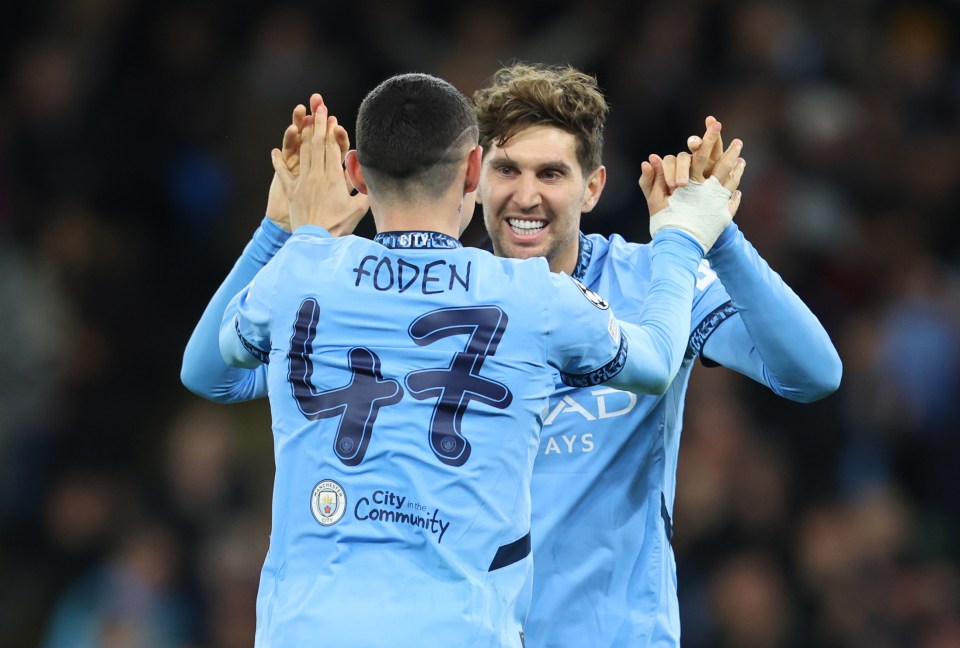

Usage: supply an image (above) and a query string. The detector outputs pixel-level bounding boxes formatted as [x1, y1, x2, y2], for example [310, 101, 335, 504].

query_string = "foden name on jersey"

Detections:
[352, 255, 472, 295]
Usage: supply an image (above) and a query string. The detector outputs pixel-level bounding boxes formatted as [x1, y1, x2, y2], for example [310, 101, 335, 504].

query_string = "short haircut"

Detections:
[356, 73, 479, 200]
[473, 63, 609, 173]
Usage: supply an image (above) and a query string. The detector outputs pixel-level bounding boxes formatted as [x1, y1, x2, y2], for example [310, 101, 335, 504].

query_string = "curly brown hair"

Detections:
[472, 63, 609, 172]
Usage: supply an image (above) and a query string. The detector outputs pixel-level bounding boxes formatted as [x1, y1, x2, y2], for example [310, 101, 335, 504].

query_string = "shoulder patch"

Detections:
[570, 277, 609, 310]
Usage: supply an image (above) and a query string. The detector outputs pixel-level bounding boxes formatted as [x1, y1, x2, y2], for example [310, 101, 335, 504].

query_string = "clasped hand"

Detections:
[268, 94, 369, 235]
[639, 117, 746, 252]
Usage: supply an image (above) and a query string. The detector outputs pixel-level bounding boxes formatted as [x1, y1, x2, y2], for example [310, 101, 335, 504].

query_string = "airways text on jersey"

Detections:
[352, 254, 472, 294]
[540, 387, 639, 455]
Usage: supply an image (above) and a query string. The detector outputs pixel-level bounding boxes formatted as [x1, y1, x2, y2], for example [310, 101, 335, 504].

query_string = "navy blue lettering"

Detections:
[448, 262, 470, 291]
[352, 256, 470, 294]
[422, 260, 444, 295]
[354, 496, 450, 543]
[406, 307, 512, 466]
[373, 257, 394, 291]
[288, 301, 510, 469]
[353, 255, 378, 286]
[288, 299, 403, 466]
[398, 258, 420, 293]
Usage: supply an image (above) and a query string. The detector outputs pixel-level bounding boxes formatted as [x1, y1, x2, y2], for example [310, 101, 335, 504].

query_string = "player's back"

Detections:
[243, 228, 615, 648]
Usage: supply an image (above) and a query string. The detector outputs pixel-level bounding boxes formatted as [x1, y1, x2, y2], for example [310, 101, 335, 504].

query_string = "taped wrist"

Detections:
[649, 176, 733, 252]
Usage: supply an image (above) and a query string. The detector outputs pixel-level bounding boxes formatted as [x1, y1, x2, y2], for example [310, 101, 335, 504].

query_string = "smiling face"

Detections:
[477, 125, 606, 274]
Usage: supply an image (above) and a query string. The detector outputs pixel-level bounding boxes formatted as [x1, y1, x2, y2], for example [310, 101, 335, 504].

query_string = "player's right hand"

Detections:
[683, 115, 724, 183]
[271, 97, 370, 235]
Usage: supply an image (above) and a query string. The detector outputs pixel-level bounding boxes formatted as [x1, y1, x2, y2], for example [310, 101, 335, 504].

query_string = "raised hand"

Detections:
[271, 97, 369, 235]
[656, 116, 745, 191]
[266, 102, 310, 231]
[686, 115, 724, 183]
[639, 118, 746, 252]
[641, 119, 745, 211]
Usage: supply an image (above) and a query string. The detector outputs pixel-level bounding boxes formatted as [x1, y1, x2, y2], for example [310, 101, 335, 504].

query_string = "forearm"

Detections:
[605, 230, 703, 394]
[705, 224, 842, 401]
[180, 217, 288, 402]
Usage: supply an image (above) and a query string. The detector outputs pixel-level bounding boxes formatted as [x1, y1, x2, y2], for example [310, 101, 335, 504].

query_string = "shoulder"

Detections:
[603, 233, 652, 261]
[585, 233, 654, 283]
[284, 231, 372, 257]
[491, 254, 552, 280]
[286, 228, 357, 246]
[580, 232, 653, 269]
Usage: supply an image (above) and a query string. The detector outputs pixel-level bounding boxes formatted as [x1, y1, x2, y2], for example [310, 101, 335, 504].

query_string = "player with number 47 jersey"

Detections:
[219, 223, 710, 648]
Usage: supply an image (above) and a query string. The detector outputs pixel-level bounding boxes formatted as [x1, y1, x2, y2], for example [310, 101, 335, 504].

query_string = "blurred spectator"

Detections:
[41, 522, 192, 648]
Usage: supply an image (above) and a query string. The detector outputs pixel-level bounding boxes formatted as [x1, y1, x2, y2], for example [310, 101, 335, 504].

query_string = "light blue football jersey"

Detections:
[218, 227, 689, 648]
[185, 217, 837, 647]
[525, 233, 735, 648]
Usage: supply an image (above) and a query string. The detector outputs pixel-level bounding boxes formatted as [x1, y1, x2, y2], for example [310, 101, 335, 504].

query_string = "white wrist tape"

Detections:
[649, 176, 733, 252]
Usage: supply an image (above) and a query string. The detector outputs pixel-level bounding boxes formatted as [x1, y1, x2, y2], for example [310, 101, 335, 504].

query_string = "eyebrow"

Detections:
[487, 156, 574, 173]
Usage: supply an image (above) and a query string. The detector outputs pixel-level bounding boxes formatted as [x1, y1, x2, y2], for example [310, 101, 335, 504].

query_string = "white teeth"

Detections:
[508, 218, 545, 233]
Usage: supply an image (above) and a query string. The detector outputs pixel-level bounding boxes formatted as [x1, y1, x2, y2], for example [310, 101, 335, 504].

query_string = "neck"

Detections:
[550, 242, 579, 275]
[544, 231, 583, 275]
[371, 194, 467, 239]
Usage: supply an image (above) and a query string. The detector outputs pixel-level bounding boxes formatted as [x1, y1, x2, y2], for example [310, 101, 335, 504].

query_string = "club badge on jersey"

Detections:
[311, 480, 347, 526]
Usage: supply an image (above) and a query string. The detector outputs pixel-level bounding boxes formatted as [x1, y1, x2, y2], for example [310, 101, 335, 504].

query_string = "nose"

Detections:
[511, 174, 542, 212]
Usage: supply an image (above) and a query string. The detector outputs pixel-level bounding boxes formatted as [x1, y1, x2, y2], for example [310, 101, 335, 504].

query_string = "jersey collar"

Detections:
[572, 232, 594, 282]
[374, 231, 463, 249]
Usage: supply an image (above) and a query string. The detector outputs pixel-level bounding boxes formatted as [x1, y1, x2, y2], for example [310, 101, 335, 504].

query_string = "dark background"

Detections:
[2, 1, 959, 646]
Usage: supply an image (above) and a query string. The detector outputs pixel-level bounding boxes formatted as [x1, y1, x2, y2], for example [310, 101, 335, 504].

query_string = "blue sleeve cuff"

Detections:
[247, 216, 292, 264]
[261, 216, 292, 243]
[652, 229, 706, 258]
[705, 223, 740, 258]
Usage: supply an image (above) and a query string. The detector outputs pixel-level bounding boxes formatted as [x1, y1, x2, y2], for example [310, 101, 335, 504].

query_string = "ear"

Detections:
[344, 150, 369, 195]
[463, 145, 483, 194]
[580, 165, 607, 213]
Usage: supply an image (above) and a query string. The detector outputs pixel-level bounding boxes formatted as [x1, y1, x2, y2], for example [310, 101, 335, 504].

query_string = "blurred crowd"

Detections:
[1, 0, 959, 646]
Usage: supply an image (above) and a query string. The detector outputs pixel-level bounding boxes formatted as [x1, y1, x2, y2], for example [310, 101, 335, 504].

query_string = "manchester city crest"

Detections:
[311, 480, 347, 526]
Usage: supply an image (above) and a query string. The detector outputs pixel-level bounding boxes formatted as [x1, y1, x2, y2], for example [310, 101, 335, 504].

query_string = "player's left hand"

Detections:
[655, 118, 746, 215]
[660, 116, 724, 191]
[265, 102, 310, 231]
[271, 98, 370, 235]
[638, 153, 671, 217]
[639, 118, 731, 216]
[642, 118, 746, 250]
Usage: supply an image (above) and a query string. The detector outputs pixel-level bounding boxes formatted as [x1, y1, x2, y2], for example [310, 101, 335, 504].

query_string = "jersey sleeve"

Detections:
[547, 230, 705, 394]
[542, 272, 627, 385]
[180, 217, 288, 402]
[219, 250, 284, 369]
[699, 223, 842, 402]
[685, 259, 738, 364]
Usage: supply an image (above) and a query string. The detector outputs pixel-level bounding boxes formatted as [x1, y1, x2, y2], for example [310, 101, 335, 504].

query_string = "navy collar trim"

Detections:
[572, 232, 593, 281]
[374, 231, 462, 249]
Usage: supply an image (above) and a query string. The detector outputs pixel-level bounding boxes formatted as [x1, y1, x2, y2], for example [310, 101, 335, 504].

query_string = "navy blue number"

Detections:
[288, 301, 511, 467]
[405, 306, 512, 466]
[288, 299, 402, 466]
